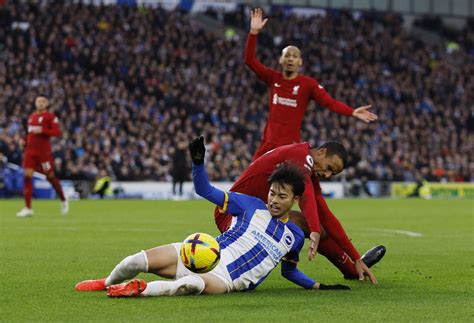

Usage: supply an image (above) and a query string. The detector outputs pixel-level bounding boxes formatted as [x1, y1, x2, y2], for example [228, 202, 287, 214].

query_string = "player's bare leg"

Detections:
[199, 273, 229, 295]
[145, 244, 180, 278]
[17, 168, 34, 217]
[106, 245, 228, 297]
[140, 245, 228, 296]
[77, 244, 228, 296]
[45, 171, 68, 215]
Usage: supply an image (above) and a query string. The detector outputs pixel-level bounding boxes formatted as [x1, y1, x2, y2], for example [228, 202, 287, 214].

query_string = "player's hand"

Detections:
[316, 283, 351, 290]
[250, 8, 268, 34]
[308, 231, 320, 261]
[354, 259, 378, 284]
[189, 136, 205, 165]
[352, 105, 378, 123]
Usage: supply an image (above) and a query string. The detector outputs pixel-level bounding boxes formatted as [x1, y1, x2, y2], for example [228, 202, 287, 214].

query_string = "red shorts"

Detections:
[214, 207, 232, 233]
[23, 151, 54, 174]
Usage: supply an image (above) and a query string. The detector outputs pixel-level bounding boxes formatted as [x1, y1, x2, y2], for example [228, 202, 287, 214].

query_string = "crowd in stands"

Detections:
[0, 2, 472, 183]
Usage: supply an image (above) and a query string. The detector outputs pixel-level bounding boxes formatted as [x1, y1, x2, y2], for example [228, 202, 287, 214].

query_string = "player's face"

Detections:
[267, 182, 298, 218]
[279, 46, 302, 73]
[35, 97, 49, 112]
[312, 149, 344, 179]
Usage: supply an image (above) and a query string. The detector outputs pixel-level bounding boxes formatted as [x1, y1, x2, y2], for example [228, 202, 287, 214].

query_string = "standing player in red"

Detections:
[214, 140, 385, 283]
[245, 8, 378, 160]
[16, 95, 69, 217]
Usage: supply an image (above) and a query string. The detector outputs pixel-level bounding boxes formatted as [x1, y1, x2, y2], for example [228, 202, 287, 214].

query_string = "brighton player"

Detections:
[214, 142, 385, 283]
[16, 95, 68, 217]
[75, 137, 349, 296]
[245, 8, 378, 160]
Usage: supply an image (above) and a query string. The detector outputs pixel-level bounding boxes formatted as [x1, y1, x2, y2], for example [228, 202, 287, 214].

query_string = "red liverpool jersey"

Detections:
[25, 111, 61, 155]
[229, 142, 361, 260]
[229, 142, 320, 232]
[244, 33, 354, 147]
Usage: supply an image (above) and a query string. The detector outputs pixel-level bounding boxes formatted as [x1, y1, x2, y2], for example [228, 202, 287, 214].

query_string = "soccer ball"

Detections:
[180, 232, 220, 273]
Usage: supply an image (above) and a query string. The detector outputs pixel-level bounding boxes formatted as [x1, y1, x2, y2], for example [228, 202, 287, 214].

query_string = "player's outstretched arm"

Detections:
[311, 81, 378, 123]
[189, 136, 250, 215]
[281, 260, 350, 290]
[298, 180, 321, 260]
[352, 105, 378, 123]
[250, 8, 268, 35]
[190, 136, 225, 207]
[244, 8, 273, 84]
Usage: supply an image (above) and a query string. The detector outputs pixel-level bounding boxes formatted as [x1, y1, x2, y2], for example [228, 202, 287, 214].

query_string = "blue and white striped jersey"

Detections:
[216, 191, 305, 291]
[192, 163, 308, 291]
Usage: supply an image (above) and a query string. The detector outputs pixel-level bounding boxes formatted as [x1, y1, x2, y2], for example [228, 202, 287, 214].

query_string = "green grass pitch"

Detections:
[0, 199, 473, 322]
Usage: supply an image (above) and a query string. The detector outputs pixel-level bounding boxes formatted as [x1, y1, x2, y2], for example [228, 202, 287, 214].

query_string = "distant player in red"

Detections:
[245, 8, 378, 160]
[16, 95, 69, 217]
[214, 142, 384, 283]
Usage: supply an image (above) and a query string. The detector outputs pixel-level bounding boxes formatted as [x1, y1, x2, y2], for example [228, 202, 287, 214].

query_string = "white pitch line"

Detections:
[367, 228, 423, 237]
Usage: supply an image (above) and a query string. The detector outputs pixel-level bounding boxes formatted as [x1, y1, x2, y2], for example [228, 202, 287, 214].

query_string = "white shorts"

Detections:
[172, 243, 234, 293]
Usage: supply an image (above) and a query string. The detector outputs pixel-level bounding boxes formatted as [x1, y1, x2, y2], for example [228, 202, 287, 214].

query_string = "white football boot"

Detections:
[17, 207, 34, 217]
[61, 198, 69, 215]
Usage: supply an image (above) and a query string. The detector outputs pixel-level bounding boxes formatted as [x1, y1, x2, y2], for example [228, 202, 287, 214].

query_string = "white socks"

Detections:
[141, 275, 205, 296]
[105, 250, 148, 286]
[105, 250, 205, 296]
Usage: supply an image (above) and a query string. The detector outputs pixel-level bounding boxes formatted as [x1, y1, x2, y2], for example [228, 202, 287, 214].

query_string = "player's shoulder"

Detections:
[228, 191, 266, 209]
[273, 142, 310, 153]
[299, 74, 319, 86]
[268, 70, 284, 82]
[286, 221, 305, 240]
[48, 112, 59, 122]
[265, 143, 311, 164]
[43, 111, 57, 118]
[283, 142, 311, 155]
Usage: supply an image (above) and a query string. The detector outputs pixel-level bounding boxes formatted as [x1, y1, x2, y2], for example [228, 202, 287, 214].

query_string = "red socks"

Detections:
[24, 176, 33, 208]
[48, 176, 65, 201]
[318, 236, 358, 277]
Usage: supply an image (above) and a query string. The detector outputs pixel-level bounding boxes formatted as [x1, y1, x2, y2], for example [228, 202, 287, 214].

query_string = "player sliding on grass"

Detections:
[245, 8, 377, 160]
[16, 95, 68, 217]
[75, 136, 349, 297]
[214, 141, 385, 283]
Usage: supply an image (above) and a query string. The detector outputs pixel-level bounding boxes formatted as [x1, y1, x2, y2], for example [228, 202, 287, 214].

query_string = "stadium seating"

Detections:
[0, 2, 472, 182]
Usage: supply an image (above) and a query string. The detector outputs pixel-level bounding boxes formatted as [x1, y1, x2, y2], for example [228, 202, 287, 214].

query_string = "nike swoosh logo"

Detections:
[274, 83, 281, 87]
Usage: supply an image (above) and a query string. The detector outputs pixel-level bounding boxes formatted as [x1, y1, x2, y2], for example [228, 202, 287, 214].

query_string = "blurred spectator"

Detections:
[0, 3, 472, 183]
[171, 139, 188, 198]
[93, 170, 112, 199]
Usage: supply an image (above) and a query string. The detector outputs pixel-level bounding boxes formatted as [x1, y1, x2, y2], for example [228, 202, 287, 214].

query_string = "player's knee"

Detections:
[121, 251, 148, 273]
[180, 275, 205, 295]
[201, 274, 229, 295]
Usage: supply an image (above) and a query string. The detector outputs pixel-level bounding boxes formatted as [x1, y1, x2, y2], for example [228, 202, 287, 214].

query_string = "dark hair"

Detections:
[267, 162, 305, 197]
[317, 141, 348, 169]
